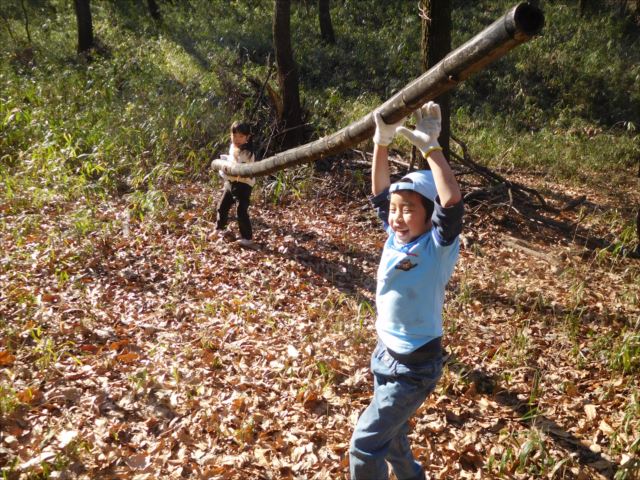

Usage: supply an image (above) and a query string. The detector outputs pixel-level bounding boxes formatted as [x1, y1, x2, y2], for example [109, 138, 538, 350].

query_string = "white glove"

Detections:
[373, 110, 406, 146]
[215, 154, 231, 178]
[396, 101, 442, 157]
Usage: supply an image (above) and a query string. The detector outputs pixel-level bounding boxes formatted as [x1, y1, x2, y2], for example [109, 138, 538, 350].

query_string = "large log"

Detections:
[212, 2, 544, 178]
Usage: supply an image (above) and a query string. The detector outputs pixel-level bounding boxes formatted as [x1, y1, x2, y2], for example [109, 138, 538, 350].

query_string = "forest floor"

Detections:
[1, 159, 639, 479]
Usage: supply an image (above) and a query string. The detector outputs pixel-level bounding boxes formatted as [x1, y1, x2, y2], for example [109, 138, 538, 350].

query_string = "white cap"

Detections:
[388, 170, 437, 202]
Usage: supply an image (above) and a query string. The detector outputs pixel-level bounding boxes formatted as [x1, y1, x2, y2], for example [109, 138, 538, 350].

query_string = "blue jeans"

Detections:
[349, 342, 443, 480]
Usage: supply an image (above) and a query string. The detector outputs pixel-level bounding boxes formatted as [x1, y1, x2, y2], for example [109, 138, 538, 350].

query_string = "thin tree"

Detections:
[273, 0, 304, 149]
[420, 0, 452, 159]
[318, 0, 335, 44]
[636, 208, 640, 253]
[579, 0, 589, 16]
[74, 0, 94, 54]
[19, 0, 32, 45]
[0, 11, 17, 44]
[147, 0, 161, 21]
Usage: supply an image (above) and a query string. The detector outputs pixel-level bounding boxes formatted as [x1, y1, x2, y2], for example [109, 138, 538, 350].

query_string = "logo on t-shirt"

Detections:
[395, 258, 417, 271]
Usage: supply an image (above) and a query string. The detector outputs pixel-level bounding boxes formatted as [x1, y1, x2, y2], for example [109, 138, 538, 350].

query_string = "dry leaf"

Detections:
[19, 451, 57, 471]
[598, 420, 614, 436]
[58, 429, 78, 448]
[0, 350, 16, 366]
[584, 404, 597, 421]
[287, 344, 300, 358]
[117, 352, 140, 363]
[125, 453, 150, 470]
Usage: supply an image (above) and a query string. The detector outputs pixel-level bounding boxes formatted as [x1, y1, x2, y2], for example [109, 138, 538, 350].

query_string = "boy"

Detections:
[215, 121, 258, 249]
[349, 102, 464, 480]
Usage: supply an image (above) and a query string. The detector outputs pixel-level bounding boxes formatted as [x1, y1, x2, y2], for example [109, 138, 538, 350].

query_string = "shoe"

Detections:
[237, 238, 259, 250]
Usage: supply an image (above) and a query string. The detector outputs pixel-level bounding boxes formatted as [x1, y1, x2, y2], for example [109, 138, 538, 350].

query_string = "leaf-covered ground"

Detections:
[1, 163, 639, 479]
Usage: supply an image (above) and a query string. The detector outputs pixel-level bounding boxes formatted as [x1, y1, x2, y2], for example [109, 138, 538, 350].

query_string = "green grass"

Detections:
[610, 331, 640, 374]
[0, 383, 21, 416]
[0, 4, 639, 476]
[2, 0, 638, 207]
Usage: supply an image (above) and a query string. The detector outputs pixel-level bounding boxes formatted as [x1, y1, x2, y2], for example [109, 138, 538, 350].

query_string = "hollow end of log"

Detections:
[513, 3, 545, 36]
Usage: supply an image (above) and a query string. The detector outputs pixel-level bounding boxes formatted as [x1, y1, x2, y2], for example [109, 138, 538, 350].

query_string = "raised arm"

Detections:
[423, 148, 461, 207]
[372, 144, 390, 196]
[371, 111, 406, 196]
[396, 102, 461, 207]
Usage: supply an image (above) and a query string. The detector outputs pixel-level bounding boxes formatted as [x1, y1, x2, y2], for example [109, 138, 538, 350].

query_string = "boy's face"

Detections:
[231, 132, 249, 147]
[388, 190, 431, 244]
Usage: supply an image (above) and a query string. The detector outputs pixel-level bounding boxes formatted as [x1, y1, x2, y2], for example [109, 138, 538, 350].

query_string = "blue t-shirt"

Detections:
[372, 189, 464, 354]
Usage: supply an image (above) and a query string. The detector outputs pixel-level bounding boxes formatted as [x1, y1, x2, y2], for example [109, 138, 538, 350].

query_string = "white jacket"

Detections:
[222, 144, 256, 186]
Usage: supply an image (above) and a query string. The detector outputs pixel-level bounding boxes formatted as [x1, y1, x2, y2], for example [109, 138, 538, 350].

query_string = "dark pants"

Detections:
[216, 181, 253, 240]
[349, 341, 442, 479]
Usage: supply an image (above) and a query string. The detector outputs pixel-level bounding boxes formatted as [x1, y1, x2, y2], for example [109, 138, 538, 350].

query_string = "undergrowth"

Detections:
[1, 0, 638, 208]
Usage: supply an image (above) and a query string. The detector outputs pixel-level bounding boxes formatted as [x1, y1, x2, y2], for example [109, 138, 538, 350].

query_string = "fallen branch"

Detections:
[350, 149, 411, 171]
[211, 3, 544, 177]
[519, 209, 640, 259]
[451, 134, 553, 211]
[502, 234, 561, 266]
[559, 194, 587, 212]
[450, 135, 639, 259]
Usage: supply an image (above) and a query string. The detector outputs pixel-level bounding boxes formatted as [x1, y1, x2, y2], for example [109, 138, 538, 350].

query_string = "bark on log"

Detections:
[212, 2, 544, 178]
[502, 235, 561, 266]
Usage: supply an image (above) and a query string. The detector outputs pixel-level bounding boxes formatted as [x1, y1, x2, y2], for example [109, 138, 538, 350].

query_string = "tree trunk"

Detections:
[273, 0, 304, 149]
[421, 0, 452, 160]
[637, 208, 640, 253]
[579, 0, 597, 16]
[318, 0, 335, 44]
[420, 0, 430, 74]
[19, 0, 32, 45]
[147, 0, 161, 20]
[212, 3, 544, 178]
[74, 0, 93, 54]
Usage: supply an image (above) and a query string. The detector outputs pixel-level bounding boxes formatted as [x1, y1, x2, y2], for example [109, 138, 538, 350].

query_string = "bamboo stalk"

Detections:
[212, 2, 544, 178]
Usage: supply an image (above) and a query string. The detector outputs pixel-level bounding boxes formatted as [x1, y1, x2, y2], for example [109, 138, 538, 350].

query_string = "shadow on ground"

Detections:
[446, 359, 618, 479]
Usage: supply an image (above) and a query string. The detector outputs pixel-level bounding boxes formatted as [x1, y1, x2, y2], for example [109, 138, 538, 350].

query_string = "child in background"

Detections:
[215, 121, 258, 249]
[349, 102, 464, 480]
